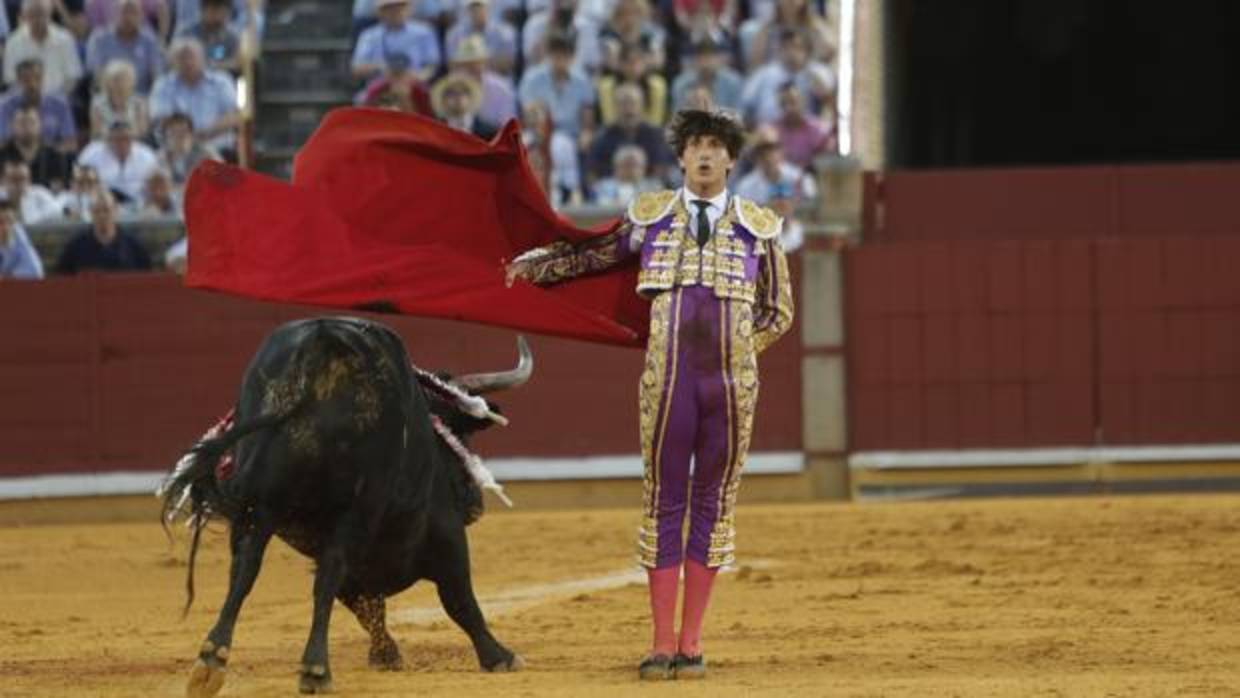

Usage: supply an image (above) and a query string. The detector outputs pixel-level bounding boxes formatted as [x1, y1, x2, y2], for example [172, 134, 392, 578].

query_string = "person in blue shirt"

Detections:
[0, 199, 43, 279]
[352, 0, 441, 83]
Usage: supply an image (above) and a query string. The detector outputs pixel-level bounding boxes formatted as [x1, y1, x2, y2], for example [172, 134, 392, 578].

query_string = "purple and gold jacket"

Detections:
[517, 188, 794, 353]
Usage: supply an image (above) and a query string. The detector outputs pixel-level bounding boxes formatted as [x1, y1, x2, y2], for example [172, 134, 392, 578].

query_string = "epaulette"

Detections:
[626, 190, 678, 225]
[734, 197, 783, 240]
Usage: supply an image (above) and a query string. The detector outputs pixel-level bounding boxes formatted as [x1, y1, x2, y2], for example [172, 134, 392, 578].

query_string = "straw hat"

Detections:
[431, 72, 483, 116]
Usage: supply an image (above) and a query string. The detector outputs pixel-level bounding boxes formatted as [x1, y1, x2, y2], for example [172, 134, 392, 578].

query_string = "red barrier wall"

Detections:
[0, 272, 802, 477]
[868, 162, 1240, 243]
[850, 162, 1240, 450]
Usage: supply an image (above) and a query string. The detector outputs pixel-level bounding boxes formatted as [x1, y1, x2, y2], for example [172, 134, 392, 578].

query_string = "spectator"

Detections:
[678, 81, 715, 110]
[522, 0, 601, 74]
[172, 0, 250, 37]
[0, 106, 72, 191]
[355, 53, 434, 116]
[444, 0, 515, 75]
[4, 0, 84, 97]
[150, 37, 242, 153]
[351, 0, 441, 84]
[734, 129, 812, 251]
[156, 112, 220, 189]
[352, 0, 378, 41]
[85, 0, 165, 93]
[598, 0, 664, 74]
[56, 190, 152, 273]
[592, 144, 661, 204]
[90, 58, 150, 139]
[671, 32, 743, 113]
[139, 166, 178, 216]
[448, 33, 515, 127]
[85, 0, 168, 39]
[518, 31, 596, 141]
[741, 0, 834, 71]
[597, 42, 666, 127]
[57, 163, 103, 220]
[53, 0, 90, 41]
[0, 59, 77, 151]
[0, 200, 43, 279]
[77, 119, 159, 204]
[2, 159, 59, 223]
[734, 128, 815, 209]
[174, 0, 240, 74]
[673, 0, 734, 43]
[767, 80, 835, 170]
[431, 71, 497, 140]
[163, 234, 186, 273]
[741, 29, 836, 125]
[520, 99, 579, 208]
[586, 82, 673, 183]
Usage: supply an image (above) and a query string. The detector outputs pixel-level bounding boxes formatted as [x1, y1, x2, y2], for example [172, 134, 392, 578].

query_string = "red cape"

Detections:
[184, 108, 649, 347]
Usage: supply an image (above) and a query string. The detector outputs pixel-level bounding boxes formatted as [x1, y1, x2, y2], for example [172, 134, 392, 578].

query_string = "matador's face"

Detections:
[679, 134, 733, 195]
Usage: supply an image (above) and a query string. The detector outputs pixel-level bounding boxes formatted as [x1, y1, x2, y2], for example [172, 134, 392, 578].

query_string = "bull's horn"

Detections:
[455, 336, 533, 394]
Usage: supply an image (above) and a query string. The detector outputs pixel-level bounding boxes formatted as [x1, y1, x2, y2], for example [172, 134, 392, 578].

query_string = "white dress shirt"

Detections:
[681, 186, 730, 236]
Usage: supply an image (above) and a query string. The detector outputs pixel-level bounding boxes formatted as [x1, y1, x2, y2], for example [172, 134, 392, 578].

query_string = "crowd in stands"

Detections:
[352, 0, 840, 247]
[1, 0, 839, 281]
[0, 0, 258, 279]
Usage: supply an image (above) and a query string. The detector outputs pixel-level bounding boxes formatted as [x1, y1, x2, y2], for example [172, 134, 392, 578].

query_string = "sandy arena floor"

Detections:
[1, 494, 1239, 697]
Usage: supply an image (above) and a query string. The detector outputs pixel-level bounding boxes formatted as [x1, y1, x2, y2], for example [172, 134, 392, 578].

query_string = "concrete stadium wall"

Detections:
[847, 163, 1240, 451]
[0, 270, 803, 479]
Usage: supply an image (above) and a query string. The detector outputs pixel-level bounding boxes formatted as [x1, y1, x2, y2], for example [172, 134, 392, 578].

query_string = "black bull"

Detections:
[159, 317, 530, 696]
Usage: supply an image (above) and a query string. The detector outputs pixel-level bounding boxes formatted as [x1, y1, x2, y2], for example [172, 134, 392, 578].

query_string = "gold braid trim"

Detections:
[514, 228, 630, 286]
[752, 238, 794, 354]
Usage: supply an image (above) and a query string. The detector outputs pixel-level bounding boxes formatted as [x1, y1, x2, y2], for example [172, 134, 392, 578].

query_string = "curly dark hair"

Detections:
[665, 108, 747, 160]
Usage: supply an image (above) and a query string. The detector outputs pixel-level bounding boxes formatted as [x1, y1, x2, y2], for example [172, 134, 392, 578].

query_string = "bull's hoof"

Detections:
[483, 653, 525, 673]
[187, 641, 229, 698]
[368, 642, 404, 671]
[298, 663, 333, 694]
[186, 659, 226, 698]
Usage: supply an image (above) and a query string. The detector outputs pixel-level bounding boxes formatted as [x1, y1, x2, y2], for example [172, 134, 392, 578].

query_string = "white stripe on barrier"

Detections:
[850, 444, 1240, 471]
[0, 451, 805, 500]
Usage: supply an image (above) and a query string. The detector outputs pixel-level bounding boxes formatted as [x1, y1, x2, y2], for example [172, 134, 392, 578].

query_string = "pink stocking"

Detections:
[646, 566, 680, 655]
[678, 559, 718, 656]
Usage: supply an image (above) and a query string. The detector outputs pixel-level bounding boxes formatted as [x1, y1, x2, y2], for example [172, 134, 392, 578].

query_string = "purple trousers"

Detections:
[637, 286, 759, 569]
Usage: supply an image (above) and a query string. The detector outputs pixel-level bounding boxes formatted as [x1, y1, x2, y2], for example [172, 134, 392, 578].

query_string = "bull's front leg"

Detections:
[187, 518, 273, 698]
[430, 523, 524, 672]
[340, 591, 404, 670]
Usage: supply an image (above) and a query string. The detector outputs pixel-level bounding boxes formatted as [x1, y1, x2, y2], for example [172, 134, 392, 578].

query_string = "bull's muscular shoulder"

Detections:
[626, 190, 677, 226]
[734, 196, 783, 240]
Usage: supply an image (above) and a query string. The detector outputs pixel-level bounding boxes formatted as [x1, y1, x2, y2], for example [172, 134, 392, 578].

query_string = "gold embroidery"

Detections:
[706, 300, 759, 568]
[752, 238, 795, 354]
[735, 197, 783, 239]
[636, 291, 679, 568]
[628, 190, 678, 225]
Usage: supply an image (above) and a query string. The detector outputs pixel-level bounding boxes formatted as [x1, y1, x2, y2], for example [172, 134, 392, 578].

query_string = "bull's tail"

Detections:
[158, 406, 306, 618]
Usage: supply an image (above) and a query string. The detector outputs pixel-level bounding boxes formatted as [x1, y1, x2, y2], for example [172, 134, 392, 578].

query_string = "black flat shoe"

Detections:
[672, 653, 706, 680]
[638, 653, 675, 681]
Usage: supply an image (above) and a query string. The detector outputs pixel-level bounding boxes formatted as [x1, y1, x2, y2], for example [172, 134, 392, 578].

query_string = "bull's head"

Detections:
[430, 336, 534, 440]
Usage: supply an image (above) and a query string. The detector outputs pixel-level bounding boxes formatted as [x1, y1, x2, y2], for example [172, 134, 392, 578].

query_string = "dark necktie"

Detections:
[692, 199, 711, 247]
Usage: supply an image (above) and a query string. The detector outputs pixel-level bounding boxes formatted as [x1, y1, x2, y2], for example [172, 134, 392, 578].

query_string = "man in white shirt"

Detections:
[77, 120, 159, 205]
[3, 159, 60, 223]
[4, 0, 84, 96]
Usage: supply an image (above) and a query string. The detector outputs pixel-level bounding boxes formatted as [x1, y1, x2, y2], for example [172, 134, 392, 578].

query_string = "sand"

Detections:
[1, 494, 1238, 697]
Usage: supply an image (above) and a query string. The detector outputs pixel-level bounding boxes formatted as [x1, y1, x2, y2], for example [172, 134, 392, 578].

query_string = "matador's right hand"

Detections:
[504, 260, 532, 288]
